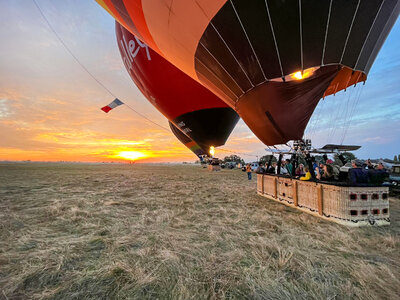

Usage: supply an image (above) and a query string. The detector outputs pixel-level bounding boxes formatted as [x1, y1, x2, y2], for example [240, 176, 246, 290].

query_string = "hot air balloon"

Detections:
[98, 0, 399, 146]
[115, 21, 239, 156]
[168, 121, 208, 157]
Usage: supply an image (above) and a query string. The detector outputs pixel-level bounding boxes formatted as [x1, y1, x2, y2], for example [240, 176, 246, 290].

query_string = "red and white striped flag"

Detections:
[101, 98, 124, 113]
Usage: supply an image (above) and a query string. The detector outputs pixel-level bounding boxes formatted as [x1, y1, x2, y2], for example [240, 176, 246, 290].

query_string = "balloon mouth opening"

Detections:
[271, 67, 319, 82]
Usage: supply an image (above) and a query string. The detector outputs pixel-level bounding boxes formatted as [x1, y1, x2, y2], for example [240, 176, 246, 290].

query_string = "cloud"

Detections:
[0, 1, 399, 162]
[0, 99, 12, 118]
[362, 136, 391, 144]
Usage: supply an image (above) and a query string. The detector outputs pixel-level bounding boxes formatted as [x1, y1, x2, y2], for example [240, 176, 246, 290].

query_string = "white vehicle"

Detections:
[250, 162, 259, 171]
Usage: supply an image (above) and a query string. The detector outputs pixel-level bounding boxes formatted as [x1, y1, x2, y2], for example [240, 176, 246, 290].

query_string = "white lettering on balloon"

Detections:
[120, 39, 132, 70]
[120, 35, 151, 71]
[177, 121, 192, 134]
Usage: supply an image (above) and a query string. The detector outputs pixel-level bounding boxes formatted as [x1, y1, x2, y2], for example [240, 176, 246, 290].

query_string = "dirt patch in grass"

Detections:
[0, 163, 399, 299]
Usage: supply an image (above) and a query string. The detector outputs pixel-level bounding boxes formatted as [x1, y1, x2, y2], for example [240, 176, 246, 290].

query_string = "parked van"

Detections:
[250, 162, 259, 171]
[242, 162, 259, 172]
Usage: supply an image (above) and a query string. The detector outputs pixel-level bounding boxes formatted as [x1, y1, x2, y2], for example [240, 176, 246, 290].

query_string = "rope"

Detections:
[305, 97, 325, 141]
[326, 88, 349, 144]
[218, 148, 259, 158]
[312, 98, 327, 140]
[341, 84, 364, 144]
[338, 85, 358, 144]
[338, 84, 358, 143]
[32, 0, 267, 158]
[122, 104, 170, 132]
[331, 86, 353, 143]
[32, 0, 170, 132]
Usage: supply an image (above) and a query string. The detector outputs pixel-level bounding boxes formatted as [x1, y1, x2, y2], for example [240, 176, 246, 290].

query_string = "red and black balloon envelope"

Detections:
[115, 21, 239, 157]
[168, 122, 208, 158]
[101, 0, 399, 146]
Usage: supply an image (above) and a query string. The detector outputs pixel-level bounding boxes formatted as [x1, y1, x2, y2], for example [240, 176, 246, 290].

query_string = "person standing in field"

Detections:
[246, 164, 252, 180]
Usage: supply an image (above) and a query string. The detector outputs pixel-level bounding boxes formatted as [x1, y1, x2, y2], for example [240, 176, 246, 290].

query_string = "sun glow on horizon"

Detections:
[113, 151, 148, 161]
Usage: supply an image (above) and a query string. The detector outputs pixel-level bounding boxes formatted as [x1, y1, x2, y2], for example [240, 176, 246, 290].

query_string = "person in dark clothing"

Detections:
[366, 159, 374, 170]
[368, 168, 389, 185]
[320, 164, 334, 181]
[316, 163, 324, 177]
[349, 160, 369, 186]
[311, 157, 318, 173]
[267, 162, 277, 174]
[256, 165, 266, 174]
[376, 162, 385, 170]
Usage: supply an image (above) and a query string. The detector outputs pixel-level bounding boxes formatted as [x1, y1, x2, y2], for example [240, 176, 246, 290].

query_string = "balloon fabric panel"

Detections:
[116, 22, 239, 150]
[97, 0, 399, 146]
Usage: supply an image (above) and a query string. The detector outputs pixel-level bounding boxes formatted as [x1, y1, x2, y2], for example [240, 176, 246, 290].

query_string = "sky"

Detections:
[0, 0, 399, 163]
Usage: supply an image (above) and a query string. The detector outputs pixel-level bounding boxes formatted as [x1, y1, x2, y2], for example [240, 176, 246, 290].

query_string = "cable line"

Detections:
[341, 84, 364, 144]
[32, 0, 265, 158]
[32, 0, 170, 132]
[218, 148, 259, 158]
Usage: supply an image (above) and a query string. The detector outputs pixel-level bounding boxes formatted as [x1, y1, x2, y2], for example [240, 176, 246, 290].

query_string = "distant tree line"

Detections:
[207, 152, 400, 165]
[259, 155, 277, 165]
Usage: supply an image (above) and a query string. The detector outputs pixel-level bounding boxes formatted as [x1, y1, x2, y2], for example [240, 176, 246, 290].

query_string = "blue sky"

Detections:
[0, 0, 399, 162]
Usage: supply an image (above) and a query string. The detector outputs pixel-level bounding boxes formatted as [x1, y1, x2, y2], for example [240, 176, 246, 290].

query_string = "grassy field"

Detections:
[0, 163, 399, 299]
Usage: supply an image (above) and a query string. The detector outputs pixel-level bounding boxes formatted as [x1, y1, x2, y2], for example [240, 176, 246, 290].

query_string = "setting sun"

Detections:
[114, 151, 148, 161]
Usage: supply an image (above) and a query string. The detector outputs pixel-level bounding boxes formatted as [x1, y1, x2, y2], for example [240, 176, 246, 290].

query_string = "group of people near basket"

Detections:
[256, 156, 388, 186]
[256, 158, 336, 181]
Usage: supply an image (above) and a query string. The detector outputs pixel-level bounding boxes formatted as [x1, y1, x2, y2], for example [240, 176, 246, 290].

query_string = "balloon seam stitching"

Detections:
[299, 0, 303, 72]
[321, 0, 333, 66]
[194, 57, 239, 102]
[199, 42, 245, 94]
[339, 0, 361, 64]
[209, 22, 254, 87]
[264, 0, 284, 78]
[229, 0, 268, 81]
[354, 0, 386, 70]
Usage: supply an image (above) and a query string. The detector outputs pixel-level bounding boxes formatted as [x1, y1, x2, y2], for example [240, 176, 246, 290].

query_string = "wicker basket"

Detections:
[257, 174, 264, 194]
[257, 174, 390, 226]
[277, 177, 294, 204]
[263, 175, 277, 198]
[297, 180, 319, 212]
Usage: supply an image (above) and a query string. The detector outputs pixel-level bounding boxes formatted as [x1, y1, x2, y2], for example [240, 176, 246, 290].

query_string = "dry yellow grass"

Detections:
[0, 163, 399, 299]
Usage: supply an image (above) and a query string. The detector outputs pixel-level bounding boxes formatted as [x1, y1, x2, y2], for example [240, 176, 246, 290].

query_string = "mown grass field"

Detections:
[0, 162, 399, 299]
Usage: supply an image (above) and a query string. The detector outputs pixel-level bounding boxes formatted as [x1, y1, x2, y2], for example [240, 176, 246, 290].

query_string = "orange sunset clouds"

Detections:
[1, 1, 400, 162]
[0, 1, 268, 163]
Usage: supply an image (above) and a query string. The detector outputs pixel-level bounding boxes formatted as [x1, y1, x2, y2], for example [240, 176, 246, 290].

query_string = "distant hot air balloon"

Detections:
[99, 0, 399, 145]
[115, 21, 239, 156]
